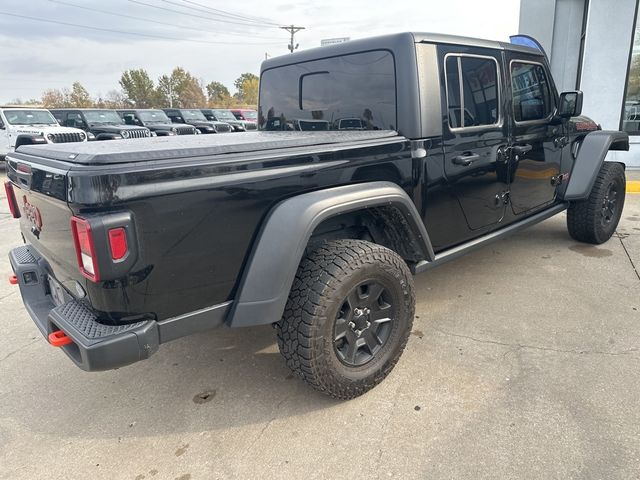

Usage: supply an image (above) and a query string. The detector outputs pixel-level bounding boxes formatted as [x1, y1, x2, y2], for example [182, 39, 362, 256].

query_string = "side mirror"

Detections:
[0, 122, 5, 130]
[559, 90, 583, 118]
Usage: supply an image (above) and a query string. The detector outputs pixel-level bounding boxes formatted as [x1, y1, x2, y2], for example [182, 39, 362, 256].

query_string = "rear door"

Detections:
[440, 46, 510, 231]
[506, 54, 562, 214]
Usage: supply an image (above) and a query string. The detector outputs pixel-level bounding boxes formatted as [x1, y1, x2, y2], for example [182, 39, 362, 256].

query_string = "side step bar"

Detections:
[414, 203, 568, 274]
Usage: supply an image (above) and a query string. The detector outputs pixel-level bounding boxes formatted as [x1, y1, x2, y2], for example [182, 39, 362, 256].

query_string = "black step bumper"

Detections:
[9, 245, 232, 371]
[9, 245, 160, 371]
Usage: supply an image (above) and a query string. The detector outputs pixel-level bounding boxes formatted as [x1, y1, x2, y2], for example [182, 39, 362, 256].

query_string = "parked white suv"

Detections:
[0, 107, 87, 158]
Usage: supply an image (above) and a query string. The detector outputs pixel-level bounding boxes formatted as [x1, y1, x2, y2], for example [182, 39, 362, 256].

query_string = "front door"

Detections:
[506, 55, 562, 215]
[441, 46, 510, 232]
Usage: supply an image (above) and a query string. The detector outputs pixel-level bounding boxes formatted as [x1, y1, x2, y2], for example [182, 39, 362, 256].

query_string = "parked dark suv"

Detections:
[162, 108, 232, 134]
[200, 108, 257, 132]
[117, 109, 198, 136]
[51, 109, 151, 140]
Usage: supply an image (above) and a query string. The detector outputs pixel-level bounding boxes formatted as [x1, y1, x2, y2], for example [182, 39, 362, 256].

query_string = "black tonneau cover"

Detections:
[15, 130, 400, 165]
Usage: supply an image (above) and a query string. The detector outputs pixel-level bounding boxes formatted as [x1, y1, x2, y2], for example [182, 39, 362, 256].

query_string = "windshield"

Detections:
[180, 109, 207, 121]
[4, 109, 58, 126]
[212, 109, 237, 121]
[137, 110, 170, 123]
[83, 110, 123, 125]
[242, 110, 257, 120]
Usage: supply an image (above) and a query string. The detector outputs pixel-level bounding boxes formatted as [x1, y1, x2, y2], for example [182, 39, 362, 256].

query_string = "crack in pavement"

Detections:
[0, 338, 41, 364]
[429, 326, 639, 357]
[0, 291, 17, 301]
[616, 233, 640, 282]
[241, 395, 288, 458]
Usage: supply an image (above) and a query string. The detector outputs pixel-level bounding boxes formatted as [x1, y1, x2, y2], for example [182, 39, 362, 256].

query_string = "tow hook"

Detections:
[48, 330, 73, 347]
[9, 275, 18, 285]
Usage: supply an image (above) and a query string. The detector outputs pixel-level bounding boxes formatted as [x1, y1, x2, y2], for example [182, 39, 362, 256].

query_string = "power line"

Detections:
[128, 0, 280, 29]
[0, 11, 283, 46]
[280, 25, 305, 53]
[46, 0, 283, 40]
[167, 0, 280, 27]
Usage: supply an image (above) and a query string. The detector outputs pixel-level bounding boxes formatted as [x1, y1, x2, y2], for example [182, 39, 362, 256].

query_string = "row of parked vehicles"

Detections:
[0, 106, 257, 158]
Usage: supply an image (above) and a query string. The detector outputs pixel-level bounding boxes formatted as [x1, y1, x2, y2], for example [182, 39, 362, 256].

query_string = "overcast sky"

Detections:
[0, 0, 520, 103]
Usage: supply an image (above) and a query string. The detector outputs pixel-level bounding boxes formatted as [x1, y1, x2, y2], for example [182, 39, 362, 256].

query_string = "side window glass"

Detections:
[446, 55, 499, 129]
[66, 112, 83, 128]
[511, 62, 553, 122]
[445, 57, 462, 128]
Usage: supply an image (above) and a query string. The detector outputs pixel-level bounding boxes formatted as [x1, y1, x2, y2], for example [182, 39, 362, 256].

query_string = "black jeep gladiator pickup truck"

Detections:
[5, 33, 628, 399]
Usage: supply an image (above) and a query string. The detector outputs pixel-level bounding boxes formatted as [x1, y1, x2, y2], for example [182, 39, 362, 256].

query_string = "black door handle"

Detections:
[453, 153, 480, 166]
[512, 144, 532, 155]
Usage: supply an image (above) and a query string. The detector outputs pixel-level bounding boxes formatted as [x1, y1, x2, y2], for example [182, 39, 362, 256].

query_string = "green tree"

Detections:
[120, 69, 156, 107]
[206, 81, 231, 106]
[627, 55, 640, 101]
[239, 76, 259, 106]
[234, 73, 259, 104]
[156, 67, 206, 108]
[69, 82, 93, 107]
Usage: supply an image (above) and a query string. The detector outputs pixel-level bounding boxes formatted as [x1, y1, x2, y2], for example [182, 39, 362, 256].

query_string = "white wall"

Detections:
[580, 0, 636, 130]
[520, 0, 640, 168]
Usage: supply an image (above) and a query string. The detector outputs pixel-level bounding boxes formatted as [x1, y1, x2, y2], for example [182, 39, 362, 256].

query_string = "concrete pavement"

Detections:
[0, 180, 638, 480]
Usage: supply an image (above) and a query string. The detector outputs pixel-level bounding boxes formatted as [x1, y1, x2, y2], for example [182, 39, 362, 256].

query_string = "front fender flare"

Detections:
[14, 134, 47, 149]
[227, 182, 433, 328]
[563, 130, 629, 201]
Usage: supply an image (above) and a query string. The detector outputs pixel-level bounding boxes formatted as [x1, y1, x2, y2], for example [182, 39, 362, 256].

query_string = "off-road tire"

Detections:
[276, 239, 415, 400]
[567, 162, 626, 244]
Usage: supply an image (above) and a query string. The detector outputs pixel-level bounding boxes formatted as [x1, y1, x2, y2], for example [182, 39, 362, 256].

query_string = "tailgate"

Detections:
[5, 156, 81, 292]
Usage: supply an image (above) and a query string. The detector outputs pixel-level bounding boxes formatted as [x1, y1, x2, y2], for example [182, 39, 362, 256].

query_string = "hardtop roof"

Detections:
[261, 32, 541, 72]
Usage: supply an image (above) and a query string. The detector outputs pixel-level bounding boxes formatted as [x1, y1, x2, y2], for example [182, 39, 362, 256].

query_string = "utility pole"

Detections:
[279, 25, 305, 53]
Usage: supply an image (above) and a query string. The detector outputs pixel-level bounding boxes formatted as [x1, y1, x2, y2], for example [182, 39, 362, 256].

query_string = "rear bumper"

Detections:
[9, 244, 230, 371]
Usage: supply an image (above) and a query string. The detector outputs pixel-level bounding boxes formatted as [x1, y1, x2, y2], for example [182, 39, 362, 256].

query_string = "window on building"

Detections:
[622, 22, 640, 134]
[511, 62, 553, 122]
[445, 55, 499, 129]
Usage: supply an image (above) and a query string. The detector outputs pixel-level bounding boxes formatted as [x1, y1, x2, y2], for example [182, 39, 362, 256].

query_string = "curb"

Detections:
[628, 181, 640, 193]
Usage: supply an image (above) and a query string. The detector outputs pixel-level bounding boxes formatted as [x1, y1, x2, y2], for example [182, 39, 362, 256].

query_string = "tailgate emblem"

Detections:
[22, 196, 43, 232]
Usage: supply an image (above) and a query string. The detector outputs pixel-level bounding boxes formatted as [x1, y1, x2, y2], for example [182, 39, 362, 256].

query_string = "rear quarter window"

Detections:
[259, 50, 397, 131]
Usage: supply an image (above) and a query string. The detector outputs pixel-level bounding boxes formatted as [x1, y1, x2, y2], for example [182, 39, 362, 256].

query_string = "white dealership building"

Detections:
[519, 0, 640, 168]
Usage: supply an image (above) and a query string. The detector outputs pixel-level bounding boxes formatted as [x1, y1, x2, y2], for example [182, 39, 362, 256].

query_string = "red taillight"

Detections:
[108, 227, 128, 261]
[4, 182, 21, 219]
[70, 216, 100, 281]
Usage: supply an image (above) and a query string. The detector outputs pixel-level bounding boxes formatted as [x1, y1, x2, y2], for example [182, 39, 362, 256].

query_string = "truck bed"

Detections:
[15, 130, 400, 165]
[7, 128, 412, 325]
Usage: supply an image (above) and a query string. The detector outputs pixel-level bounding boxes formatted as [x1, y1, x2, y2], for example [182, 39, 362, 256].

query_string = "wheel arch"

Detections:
[227, 181, 433, 328]
[15, 134, 46, 149]
[563, 130, 629, 201]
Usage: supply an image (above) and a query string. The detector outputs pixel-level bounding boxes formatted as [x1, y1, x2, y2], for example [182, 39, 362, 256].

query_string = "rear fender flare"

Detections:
[227, 181, 433, 328]
[563, 130, 629, 200]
